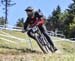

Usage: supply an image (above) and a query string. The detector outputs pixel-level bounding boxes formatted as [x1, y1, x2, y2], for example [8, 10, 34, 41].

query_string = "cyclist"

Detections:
[22, 6, 57, 53]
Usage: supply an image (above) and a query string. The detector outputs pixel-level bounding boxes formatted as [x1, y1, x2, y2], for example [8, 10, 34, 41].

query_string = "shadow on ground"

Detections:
[0, 45, 42, 54]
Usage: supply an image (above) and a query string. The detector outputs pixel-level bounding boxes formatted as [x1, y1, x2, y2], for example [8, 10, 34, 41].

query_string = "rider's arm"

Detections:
[31, 17, 45, 27]
[23, 17, 29, 30]
[37, 17, 45, 26]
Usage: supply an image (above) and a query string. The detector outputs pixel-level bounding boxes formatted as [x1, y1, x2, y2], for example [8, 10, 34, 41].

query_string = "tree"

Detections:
[67, 0, 75, 15]
[46, 5, 62, 31]
[16, 18, 24, 27]
[0, 16, 5, 25]
[0, 0, 16, 25]
[66, 0, 75, 24]
[63, 0, 75, 38]
[69, 24, 75, 38]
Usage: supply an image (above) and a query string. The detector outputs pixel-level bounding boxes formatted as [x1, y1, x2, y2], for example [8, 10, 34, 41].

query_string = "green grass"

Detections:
[2, 30, 27, 39]
[0, 29, 75, 61]
[0, 30, 41, 52]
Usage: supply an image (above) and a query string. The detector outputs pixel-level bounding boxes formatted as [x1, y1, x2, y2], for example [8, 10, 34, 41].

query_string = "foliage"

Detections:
[16, 18, 24, 27]
[0, 16, 5, 25]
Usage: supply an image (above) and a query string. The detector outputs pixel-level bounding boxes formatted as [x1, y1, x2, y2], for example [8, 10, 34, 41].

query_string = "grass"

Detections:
[0, 30, 41, 52]
[0, 54, 75, 61]
[2, 30, 27, 39]
[0, 29, 75, 61]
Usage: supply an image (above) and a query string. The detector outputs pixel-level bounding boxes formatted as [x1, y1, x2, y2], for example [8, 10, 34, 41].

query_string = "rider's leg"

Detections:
[38, 25, 57, 52]
[43, 32, 57, 52]
[27, 29, 36, 40]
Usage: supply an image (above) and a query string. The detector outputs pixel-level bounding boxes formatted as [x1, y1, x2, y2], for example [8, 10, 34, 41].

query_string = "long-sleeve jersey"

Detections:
[24, 11, 45, 30]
